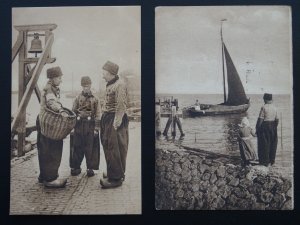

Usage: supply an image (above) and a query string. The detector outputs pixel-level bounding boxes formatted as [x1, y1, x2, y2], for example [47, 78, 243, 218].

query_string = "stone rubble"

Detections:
[155, 142, 293, 210]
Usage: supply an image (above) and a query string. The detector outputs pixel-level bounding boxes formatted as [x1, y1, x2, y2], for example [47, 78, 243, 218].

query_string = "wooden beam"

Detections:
[12, 33, 24, 62]
[11, 34, 54, 134]
[25, 64, 33, 84]
[14, 24, 57, 32]
[22, 57, 56, 64]
[26, 64, 41, 102]
[155, 104, 161, 134]
[27, 33, 45, 37]
[17, 31, 26, 157]
[34, 86, 42, 103]
[45, 31, 52, 58]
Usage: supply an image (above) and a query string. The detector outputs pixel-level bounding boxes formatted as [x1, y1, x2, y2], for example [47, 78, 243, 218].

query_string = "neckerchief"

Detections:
[106, 75, 119, 87]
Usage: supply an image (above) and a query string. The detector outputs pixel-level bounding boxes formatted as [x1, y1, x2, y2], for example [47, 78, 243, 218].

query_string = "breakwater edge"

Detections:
[155, 140, 293, 210]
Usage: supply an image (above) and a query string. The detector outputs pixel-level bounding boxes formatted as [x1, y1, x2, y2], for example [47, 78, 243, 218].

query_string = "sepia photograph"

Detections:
[10, 6, 141, 214]
[155, 6, 293, 210]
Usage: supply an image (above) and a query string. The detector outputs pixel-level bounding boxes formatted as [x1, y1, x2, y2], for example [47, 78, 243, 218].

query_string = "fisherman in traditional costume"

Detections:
[36, 66, 67, 188]
[238, 117, 258, 166]
[70, 76, 101, 177]
[256, 93, 279, 166]
[100, 61, 129, 189]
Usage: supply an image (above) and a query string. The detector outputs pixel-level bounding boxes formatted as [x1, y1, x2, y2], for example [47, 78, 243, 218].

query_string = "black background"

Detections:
[0, 0, 299, 225]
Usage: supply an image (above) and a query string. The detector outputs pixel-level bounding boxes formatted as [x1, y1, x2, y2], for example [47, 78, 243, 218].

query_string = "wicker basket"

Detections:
[39, 107, 76, 140]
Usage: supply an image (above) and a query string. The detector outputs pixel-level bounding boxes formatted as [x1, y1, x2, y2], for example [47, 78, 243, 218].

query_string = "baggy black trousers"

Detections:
[36, 116, 63, 182]
[69, 119, 100, 170]
[257, 121, 278, 166]
[100, 113, 129, 180]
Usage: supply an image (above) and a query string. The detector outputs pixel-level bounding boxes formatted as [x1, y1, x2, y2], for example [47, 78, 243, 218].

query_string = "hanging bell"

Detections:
[28, 33, 43, 57]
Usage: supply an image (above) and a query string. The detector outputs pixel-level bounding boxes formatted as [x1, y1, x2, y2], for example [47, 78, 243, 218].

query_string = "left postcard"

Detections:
[10, 6, 141, 215]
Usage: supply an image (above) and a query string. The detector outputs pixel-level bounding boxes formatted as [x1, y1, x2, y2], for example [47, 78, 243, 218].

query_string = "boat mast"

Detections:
[221, 19, 227, 103]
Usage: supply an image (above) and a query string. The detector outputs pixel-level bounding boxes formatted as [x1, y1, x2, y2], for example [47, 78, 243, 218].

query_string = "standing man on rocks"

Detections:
[256, 93, 279, 167]
[70, 76, 101, 177]
[36, 66, 67, 188]
[100, 61, 129, 189]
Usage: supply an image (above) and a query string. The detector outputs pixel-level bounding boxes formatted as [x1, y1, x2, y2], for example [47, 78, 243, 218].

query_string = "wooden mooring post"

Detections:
[155, 97, 185, 137]
[17, 30, 26, 157]
[11, 24, 57, 156]
[155, 103, 162, 135]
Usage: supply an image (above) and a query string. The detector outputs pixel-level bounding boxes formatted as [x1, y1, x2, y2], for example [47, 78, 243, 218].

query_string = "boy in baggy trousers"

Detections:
[70, 76, 101, 177]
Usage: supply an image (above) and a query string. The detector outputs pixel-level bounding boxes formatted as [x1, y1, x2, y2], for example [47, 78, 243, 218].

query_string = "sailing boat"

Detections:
[183, 20, 250, 117]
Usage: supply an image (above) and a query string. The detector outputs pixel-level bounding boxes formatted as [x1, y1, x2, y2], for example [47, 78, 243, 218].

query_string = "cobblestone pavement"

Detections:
[10, 122, 141, 215]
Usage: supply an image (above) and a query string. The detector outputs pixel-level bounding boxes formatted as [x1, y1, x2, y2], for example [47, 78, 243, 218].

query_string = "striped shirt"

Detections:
[103, 78, 129, 127]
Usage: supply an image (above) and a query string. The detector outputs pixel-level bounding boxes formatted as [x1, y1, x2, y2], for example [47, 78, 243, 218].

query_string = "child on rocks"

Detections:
[238, 117, 258, 166]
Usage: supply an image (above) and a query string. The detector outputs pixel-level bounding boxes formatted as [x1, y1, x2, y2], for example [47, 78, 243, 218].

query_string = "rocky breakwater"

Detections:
[155, 142, 293, 210]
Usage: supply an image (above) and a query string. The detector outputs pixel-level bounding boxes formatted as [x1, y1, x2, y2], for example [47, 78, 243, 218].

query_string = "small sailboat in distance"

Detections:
[183, 19, 250, 117]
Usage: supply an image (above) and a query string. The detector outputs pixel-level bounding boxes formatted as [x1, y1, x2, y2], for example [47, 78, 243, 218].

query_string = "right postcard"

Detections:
[155, 6, 293, 210]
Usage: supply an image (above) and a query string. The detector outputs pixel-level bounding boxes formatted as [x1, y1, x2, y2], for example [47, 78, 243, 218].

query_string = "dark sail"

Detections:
[223, 44, 248, 105]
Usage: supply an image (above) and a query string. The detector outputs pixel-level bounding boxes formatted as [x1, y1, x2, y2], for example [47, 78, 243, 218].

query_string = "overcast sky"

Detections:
[12, 6, 140, 92]
[155, 6, 292, 94]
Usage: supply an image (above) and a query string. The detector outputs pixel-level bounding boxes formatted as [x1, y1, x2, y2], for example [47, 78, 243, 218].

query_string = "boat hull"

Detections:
[183, 103, 250, 117]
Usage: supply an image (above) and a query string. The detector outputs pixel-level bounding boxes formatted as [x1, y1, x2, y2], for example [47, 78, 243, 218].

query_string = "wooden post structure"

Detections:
[163, 116, 172, 136]
[26, 64, 41, 103]
[171, 105, 176, 137]
[281, 112, 283, 151]
[160, 97, 184, 137]
[155, 104, 161, 136]
[17, 31, 26, 157]
[11, 24, 57, 157]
